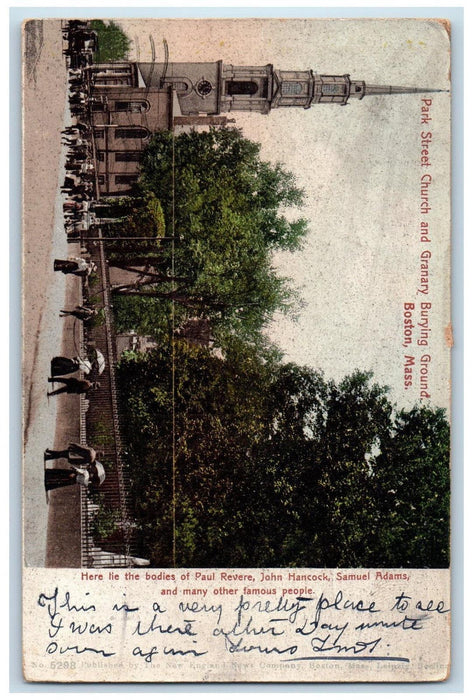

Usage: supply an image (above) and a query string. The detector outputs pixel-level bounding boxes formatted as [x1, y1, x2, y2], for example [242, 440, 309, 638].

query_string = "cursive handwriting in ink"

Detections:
[113, 603, 139, 613]
[112, 595, 140, 613]
[132, 644, 208, 662]
[292, 590, 379, 638]
[220, 635, 298, 656]
[311, 634, 382, 656]
[179, 601, 223, 625]
[163, 646, 208, 657]
[314, 590, 379, 625]
[213, 615, 284, 642]
[235, 595, 309, 625]
[296, 617, 349, 637]
[60, 591, 96, 614]
[69, 621, 113, 635]
[37, 588, 64, 638]
[46, 641, 115, 657]
[133, 645, 159, 663]
[133, 615, 197, 637]
[355, 615, 425, 632]
[416, 599, 450, 614]
[391, 592, 412, 612]
[33, 585, 449, 671]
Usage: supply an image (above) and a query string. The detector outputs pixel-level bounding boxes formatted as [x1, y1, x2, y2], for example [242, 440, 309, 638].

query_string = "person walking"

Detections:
[54, 257, 96, 277]
[59, 304, 98, 321]
[47, 377, 100, 397]
[44, 465, 90, 493]
[50, 355, 92, 376]
[44, 443, 105, 497]
[44, 442, 97, 465]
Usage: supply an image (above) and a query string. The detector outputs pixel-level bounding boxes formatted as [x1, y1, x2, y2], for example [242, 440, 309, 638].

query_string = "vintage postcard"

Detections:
[22, 17, 451, 683]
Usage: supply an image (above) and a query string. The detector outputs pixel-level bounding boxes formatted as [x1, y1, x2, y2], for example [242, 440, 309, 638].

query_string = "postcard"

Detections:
[22, 17, 451, 683]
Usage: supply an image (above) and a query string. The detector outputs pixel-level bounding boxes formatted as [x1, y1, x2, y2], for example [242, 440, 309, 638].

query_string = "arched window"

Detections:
[114, 100, 150, 113]
[115, 127, 149, 140]
[171, 81, 189, 92]
[225, 80, 259, 96]
[161, 79, 191, 95]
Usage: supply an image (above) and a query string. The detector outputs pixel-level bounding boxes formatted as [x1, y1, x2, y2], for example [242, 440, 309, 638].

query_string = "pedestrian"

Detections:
[59, 304, 97, 321]
[47, 377, 100, 397]
[44, 442, 97, 465]
[54, 257, 86, 273]
[50, 356, 92, 376]
[63, 200, 79, 211]
[54, 257, 96, 277]
[62, 175, 79, 190]
[72, 121, 90, 134]
[44, 465, 90, 493]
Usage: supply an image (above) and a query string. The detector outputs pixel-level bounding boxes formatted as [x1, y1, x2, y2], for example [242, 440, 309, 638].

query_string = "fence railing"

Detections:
[79, 231, 147, 567]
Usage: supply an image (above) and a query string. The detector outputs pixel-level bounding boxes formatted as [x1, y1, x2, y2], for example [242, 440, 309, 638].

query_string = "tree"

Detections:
[90, 20, 131, 63]
[117, 341, 276, 566]
[117, 346, 450, 569]
[372, 405, 450, 567]
[111, 128, 308, 347]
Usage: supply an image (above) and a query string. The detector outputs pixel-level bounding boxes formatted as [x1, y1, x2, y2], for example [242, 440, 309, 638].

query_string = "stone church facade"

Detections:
[86, 60, 438, 196]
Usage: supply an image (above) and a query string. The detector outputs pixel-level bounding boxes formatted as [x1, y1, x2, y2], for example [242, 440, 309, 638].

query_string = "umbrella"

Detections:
[77, 357, 92, 374]
[94, 349, 106, 374]
[89, 461, 106, 486]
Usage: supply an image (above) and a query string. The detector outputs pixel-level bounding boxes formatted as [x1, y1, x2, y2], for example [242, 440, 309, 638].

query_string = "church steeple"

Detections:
[351, 81, 445, 99]
[217, 64, 445, 113]
[270, 69, 446, 110]
[133, 60, 445, 116]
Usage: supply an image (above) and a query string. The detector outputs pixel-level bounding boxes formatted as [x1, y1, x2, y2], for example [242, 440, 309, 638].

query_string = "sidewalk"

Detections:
[23, 20, 82, 567]
[45, 262, 83, 568]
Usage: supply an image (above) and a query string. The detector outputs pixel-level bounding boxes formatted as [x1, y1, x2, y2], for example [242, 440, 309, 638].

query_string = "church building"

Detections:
[86, 60, 439, 196]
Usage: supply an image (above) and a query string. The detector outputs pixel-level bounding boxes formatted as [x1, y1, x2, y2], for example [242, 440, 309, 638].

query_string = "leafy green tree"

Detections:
[118, 342, 274, 566]
[117, 346, 450, 568]
[111, 129, 308, 347]
[105, 192, 165, 249]
[113, 295, 172, 344]
[373, 405, 450, 567]
[90, 20, 131, 63]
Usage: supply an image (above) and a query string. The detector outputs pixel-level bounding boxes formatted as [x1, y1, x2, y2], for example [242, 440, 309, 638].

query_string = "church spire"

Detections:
[349, 80, 448, 100]
[271, 70, 447, 109]
[131, 60, 446, 116]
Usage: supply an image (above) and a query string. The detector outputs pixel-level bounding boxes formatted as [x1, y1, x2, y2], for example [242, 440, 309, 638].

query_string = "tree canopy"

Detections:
[109, 128, 308, 348]
[90, 20, 131, 63]
[117, 345, 450, 569]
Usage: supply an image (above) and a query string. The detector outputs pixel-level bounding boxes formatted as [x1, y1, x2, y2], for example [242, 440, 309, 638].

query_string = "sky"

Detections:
[122, 17, 451, 410]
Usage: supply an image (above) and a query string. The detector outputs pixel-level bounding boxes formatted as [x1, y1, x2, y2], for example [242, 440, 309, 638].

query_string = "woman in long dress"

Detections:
[43, 444, 105, 495]
[44, 443, 96, 465]
[44, 466, 90, 492]
[53, 257, 96, 277]
[50, 356, 92, 376]
[46, 377, 100, 397]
